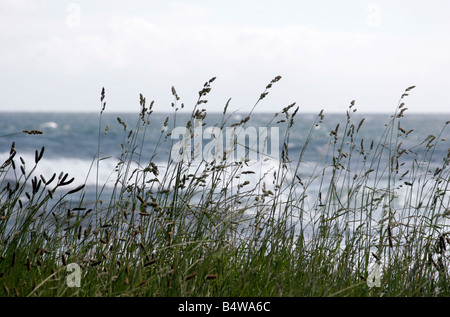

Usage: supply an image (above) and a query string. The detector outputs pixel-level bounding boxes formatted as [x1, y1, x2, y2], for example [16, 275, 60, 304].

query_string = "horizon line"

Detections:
[1, 110, 449, 115]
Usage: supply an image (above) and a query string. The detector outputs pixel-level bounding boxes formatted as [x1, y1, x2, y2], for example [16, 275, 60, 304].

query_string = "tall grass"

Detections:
[0, 77, 449, 297]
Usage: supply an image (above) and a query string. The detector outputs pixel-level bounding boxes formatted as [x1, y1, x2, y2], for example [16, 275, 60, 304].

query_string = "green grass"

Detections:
[0, 77, 449, 297]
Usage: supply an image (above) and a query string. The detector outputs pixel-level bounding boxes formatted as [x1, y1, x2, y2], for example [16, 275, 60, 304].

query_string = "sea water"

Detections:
[0, 111, 448, 213]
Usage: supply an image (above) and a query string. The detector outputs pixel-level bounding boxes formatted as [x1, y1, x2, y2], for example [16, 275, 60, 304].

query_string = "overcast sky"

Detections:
[0, 0, 449, 113]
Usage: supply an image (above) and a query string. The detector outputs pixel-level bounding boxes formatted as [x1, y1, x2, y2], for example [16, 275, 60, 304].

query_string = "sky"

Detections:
[0, 0, 449, 114]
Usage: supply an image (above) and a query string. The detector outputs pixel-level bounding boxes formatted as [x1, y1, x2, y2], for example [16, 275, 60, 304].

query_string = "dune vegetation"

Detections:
[0, 76, 449, 297]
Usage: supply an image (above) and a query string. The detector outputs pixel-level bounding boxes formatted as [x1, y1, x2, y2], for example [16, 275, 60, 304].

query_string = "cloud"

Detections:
[3, 7, 444, 75]
[0, 1, 449, 112]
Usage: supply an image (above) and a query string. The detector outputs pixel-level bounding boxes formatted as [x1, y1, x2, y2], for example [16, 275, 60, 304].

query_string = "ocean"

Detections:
[1, 111, 449, 213]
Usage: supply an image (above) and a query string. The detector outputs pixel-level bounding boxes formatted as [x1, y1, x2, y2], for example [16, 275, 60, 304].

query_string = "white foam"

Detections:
[0, 152, 120, 189]
[0, 151, 311, 210]
[40, 121, 58, 129]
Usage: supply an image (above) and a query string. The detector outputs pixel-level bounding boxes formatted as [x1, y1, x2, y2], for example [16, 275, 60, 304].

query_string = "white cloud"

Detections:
[0, 1, 449, 113]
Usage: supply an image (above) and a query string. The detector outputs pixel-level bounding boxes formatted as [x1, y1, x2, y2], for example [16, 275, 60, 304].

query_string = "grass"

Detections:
[0, 76, 449, 297]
